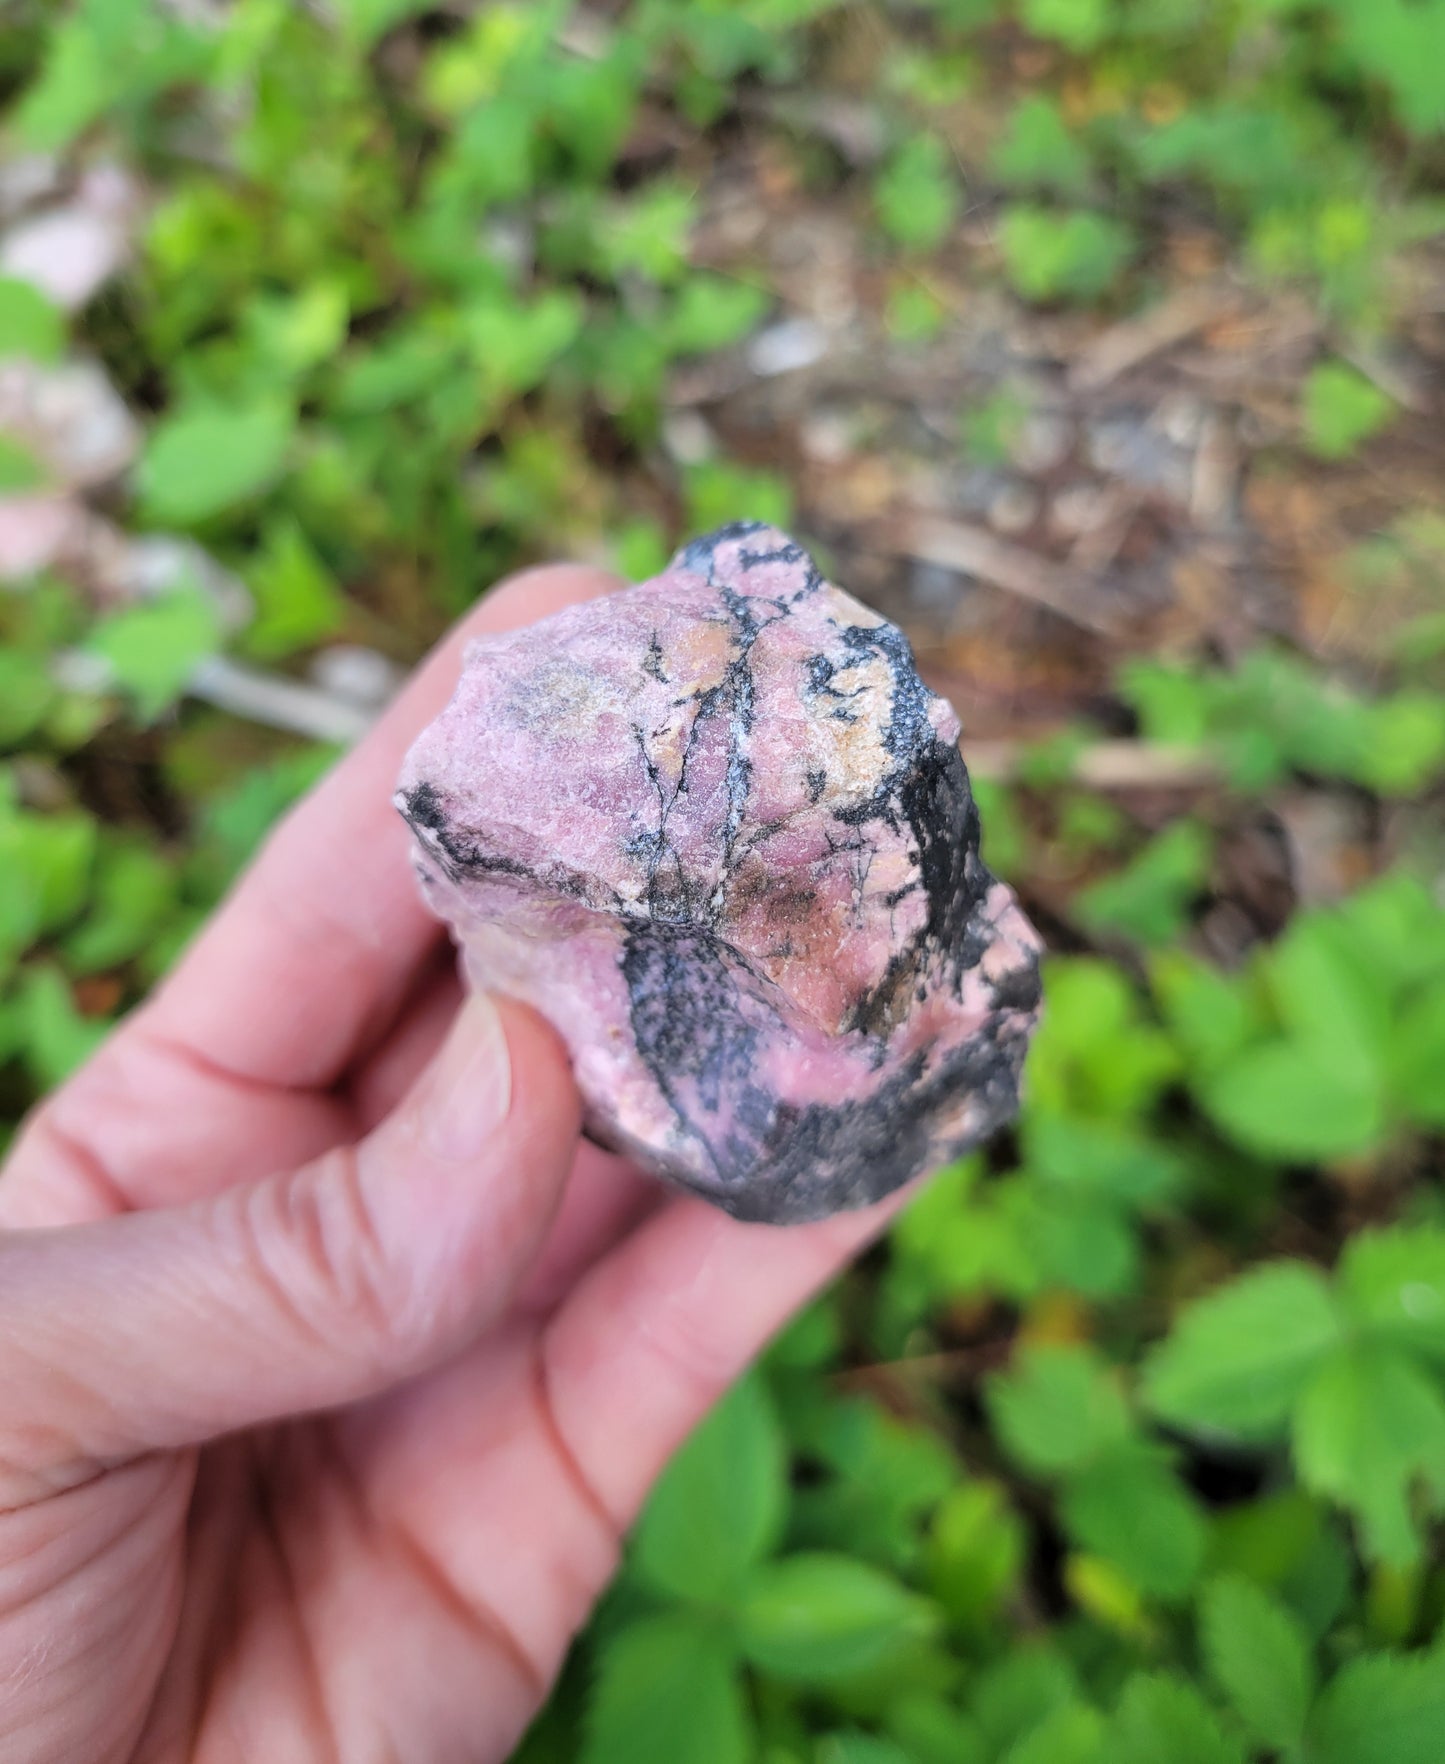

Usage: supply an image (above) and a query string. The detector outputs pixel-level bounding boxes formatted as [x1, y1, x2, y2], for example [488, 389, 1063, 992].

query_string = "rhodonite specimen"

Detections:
[396, 522, 1043, 1223]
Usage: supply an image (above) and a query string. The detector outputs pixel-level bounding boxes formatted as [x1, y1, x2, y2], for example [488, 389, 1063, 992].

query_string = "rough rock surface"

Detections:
[396, 522, 1043, 1223]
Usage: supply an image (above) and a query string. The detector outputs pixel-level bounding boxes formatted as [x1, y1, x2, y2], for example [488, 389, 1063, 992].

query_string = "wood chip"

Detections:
[1067, 285, 1238, 395]
[882, 514, 1120, 636]
[188, 657, 374, 745]
[1190, 409, 1239, 531]
[966, 738, 1218, 789]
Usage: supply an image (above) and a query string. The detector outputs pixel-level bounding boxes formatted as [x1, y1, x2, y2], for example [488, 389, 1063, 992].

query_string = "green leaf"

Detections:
[1111, 1674, 1245, 1764]
[789, 1399, 955, 1571]
[1200, 1041, 1386, 1162]
[13, 16, 112, 150]
[0, 652, 57, 745]
[333, 0, 435, 48]
[1269, 915, 1391, 1085]
[971, 1648, 1081, 1757]
[874, 134, 961, 253]
[580, 1614, 750, 1764]
[463, 290, 584, 399]
[335, 329, 458, 413]
[1142, 1262, 1343, 1438]
[0, 806, 97, 962]
[815, 1735, 917, 1764]
[885, 283, 947, 343]
[999, 205, 1134, 304]
[665, 275, 768, 355]
[85, 583, 223, 722]
[17, 964, 109, 1088]
[1061, 1446, 1208, 1601]
[1304, 362, 1394, 460]
[991, 96, 1092, 197]
[1025, 957, 1180, 1119]
[192, 746, 336, 891]
[1001, 1704, 1107, 1764]
[1025, 1111, 1186, 1210]
[596, 184, 695, 285]
[1293, 1344, 1445, 1566]
[1337, 0, 1445, 137]
[1208, 1490, 1353, 1640]
[738, 1553, 939, 1683]
[1392, 992, 1445, 1128]
[1340, 1228, 1445, 1366]
[1150, 950, 1260, 1073]
[886, 1692, 986, 1764]
[685, 462, 794, 536]
[243, 520, 348, 661]
[1075, 821, 1211, 947]
[632, 1373, 786, 1605]
[927, 1480, 1026, 1632]
[0, 277, 66, 364]
[1309, 1651, 1445, 1764]
[63, 841, 175, 974]
[1199, 1573, 1314, 1749]
[137, 401, 294, 525]
[987, 1344, 1132, 1476]
[243, 280, 350, 380]
[0, 434, 49, 495]
[1022, 0, 1112, 51]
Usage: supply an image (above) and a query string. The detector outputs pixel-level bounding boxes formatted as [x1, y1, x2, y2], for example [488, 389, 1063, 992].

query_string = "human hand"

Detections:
[0, 563, 898, 1764]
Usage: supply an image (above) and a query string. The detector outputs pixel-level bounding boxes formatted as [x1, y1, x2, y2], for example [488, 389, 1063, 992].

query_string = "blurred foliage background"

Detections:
[3, 0, 1445, 1759]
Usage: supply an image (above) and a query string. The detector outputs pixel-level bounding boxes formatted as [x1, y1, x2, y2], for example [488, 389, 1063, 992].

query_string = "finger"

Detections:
[346, 950, 465, 1134]
[512, 1141, 661, 1319]
[344, 961, 660, 1308]
[538, 1188, 908, 1530]
[0, 997, 580, 1501]
[0, 563, 622, 1230]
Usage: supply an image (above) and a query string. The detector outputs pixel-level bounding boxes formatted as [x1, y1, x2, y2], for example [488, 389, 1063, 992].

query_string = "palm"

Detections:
[0, 566, 888, 1764]
[73, 1142, 643, 1764]
[122, 1153, 642, 1764]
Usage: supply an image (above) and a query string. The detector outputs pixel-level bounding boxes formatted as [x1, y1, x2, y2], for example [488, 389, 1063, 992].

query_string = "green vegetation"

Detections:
[2, 1, 1443, 1760]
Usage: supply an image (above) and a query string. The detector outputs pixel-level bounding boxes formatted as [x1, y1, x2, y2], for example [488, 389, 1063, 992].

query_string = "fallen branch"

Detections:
[188, 656, 373, 745]
[1067, 285, 1239, 395]
[965, 737, 1218, 789]
[882, 514, 1120, 636]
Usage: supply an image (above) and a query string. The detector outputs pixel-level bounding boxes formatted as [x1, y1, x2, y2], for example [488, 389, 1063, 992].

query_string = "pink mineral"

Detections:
[396, 523, 1043, 1223]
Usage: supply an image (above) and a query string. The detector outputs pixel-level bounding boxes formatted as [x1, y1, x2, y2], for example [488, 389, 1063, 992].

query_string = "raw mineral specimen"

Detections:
[396, 522, 1042, 1223]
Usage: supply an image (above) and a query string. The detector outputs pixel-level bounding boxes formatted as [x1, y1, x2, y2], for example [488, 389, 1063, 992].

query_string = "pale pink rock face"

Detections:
[396, 523, 1042, 1223]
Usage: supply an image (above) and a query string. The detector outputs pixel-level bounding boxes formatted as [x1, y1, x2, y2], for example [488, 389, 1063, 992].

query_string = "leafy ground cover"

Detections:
[2, 2, 1444, 1760]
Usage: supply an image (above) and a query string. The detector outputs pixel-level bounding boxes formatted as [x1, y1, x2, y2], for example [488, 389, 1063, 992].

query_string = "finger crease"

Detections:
[319, 1429, 548, 1704]
[531, 1335, 626, 1548]
[28, 1113, 136, 1216]
[133, 1018, 314, 1100]
[254, 1468, 343, 1764]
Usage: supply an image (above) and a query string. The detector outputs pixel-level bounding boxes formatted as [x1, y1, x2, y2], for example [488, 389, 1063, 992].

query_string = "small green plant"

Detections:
[1304, 361, 1396, 460]
[1145, 1224, 1445, 1566]
[999, 205, 1135, 304]
[874, 133, 963, 253]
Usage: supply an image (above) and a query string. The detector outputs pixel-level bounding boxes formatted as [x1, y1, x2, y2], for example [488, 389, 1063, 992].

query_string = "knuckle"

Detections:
[226, 1151, 411, 1372]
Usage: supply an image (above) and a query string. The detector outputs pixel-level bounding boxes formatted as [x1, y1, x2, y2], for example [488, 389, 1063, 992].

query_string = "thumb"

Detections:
[0, 993, 580, 1500]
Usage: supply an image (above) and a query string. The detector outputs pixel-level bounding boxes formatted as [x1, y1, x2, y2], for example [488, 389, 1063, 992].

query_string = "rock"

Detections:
[0, 358, 140, 488]
[0, 164, 140, 312]
[987, 480, 1041, 536]
[310, 644, 404, 711]
[396, 522, 1042, 1223]
[1010, 410, 1073, 476]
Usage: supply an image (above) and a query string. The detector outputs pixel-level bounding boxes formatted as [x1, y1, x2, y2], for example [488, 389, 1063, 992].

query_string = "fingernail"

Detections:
[422, 992, 513, 1160]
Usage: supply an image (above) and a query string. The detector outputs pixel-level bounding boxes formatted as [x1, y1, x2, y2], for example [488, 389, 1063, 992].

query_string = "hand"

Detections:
[0, 564, 895, 1764]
